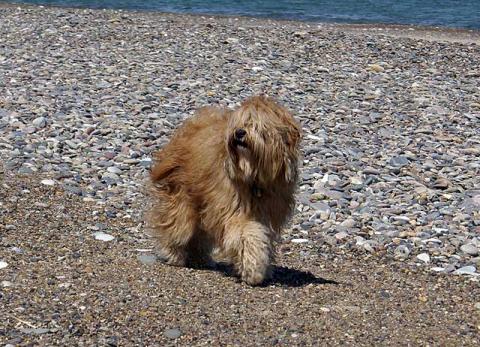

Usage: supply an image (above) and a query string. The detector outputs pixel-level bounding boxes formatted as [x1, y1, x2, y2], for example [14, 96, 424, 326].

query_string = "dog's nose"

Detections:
[234, 128, 247, 140]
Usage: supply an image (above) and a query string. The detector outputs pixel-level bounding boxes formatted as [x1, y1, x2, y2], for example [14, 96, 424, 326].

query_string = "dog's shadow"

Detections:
[211, 263, 338, 288]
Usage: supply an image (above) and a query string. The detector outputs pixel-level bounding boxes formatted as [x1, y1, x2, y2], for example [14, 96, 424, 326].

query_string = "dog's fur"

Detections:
[147, 95, 301, 285]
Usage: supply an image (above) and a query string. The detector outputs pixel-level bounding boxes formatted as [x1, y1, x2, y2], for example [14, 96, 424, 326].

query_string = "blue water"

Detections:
[5, 0, 480, 29]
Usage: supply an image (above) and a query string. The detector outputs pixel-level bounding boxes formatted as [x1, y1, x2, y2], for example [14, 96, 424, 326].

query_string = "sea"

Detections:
[4, 0, 480, 29]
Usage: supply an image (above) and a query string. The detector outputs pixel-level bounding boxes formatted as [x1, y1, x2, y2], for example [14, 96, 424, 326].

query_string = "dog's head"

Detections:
[225, 96, 301, 187]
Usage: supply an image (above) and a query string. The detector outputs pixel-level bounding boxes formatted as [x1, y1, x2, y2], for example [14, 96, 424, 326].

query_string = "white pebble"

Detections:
[40, 179, 55, 186]
[0, 261, 8, 269]
[416, 253, 430, 263]
[453, 266, 477, 276]
[430, 267, 445, 272]
[291, 238, 309, 244]
[94, 232, 115, 242]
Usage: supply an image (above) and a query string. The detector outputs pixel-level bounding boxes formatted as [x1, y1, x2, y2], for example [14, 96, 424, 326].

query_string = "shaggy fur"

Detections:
[147, 95, 301, 285]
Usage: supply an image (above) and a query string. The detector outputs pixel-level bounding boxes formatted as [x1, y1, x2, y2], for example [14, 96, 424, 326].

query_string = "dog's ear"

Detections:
[284, 124, 301, 149]
[283, 154, 299, 184]
[283, 122, 301, 184]
[224, 154, 237, 181]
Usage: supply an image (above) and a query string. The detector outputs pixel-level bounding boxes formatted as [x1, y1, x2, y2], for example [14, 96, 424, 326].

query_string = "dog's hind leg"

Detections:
[148, 187, 197, 267]
[223, 220, 273, 285]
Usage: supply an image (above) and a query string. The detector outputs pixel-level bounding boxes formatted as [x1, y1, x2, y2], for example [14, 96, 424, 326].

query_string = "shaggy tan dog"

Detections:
[147, 95, 301, 285]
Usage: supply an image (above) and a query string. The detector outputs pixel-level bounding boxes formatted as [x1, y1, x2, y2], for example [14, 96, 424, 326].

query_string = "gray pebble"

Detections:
[460, 244, 479, 256]
[394, 245, 411, 259]
[138, 254, 157, 265]
[32, 116, 47, 128]
[389, 156, 410, 167]
[164, 328, 182, 339]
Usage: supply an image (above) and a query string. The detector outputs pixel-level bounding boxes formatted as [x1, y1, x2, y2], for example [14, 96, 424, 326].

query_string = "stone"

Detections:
[340, 218, 356, 228]
[432, 178, 450, 190]
[164, 328, 182, 339]
[138, 254, 157, 265]
[389, 156, 410, 167]
[453, 266, 477, 275]
[394, 245, 411, 259]
[334, 231, 348, 240]
[416, 253, 430, 263]
[460, 244, 479, 256]
[291, 238, 309, 244]
[368, 64, 385, 72]
[32, 116, 47, 128]
[20, 328, 51, 335]
[94, 232, 115, 242]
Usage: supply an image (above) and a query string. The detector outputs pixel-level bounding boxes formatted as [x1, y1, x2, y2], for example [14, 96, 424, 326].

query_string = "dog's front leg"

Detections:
[224, 220, 273, 286]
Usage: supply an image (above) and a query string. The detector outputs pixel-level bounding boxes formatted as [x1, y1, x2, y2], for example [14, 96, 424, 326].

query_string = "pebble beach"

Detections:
[1, 4, 479, 345]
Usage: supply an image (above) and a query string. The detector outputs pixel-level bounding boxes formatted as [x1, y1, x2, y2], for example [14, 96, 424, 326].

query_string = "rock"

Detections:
[334, 231, 348, 240]
[432, 178, 450, 190]
[20, 328, 51, 335]
[368, 64, 385, 72]
[394, 245, 411, 259]
[340, 218, 356, 228]
[137, 254, 157, 265]
[389, 156, 410, 167]
[225, 37, 239, 44]
[293, 31, 307, 38]
[291, 238, 309, 244]
[164, 328, 182, 339]
[430, 267, 445, 272]
[40, 179, 55, 186]
[94, 232, 115, 242]
[416, 253, 430, 263]
[0, 261, 8, 269]
[32, 116, 47, 128]
[107, 166, 122, 174]
[453, 266, 477, 276]
[460, 244, 479, 256]
[1, 280, 13, 287]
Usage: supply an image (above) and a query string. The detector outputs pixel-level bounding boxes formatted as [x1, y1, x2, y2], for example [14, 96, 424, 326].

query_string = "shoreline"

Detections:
[1, 1, 479, 44]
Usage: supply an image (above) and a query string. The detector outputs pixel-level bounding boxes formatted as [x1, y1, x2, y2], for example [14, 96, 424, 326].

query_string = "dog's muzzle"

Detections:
[233, 128, 248, 148]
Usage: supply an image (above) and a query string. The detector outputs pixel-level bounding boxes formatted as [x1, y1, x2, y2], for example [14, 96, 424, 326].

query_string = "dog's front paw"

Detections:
[157, 248, 187, 267]
[240, 267, 267, 286]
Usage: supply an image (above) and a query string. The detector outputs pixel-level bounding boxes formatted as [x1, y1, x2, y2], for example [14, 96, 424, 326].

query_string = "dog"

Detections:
[147, 95, 301, 285]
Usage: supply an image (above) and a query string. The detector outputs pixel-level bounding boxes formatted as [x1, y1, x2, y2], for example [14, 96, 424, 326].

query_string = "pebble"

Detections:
[340, 218, 356, 228]
[0, 261, 8, 269]
[389, 156, 410, 167]
[164, 328, 182, 339]
[137, 254, 157, 265]
[20, 328, 51, 335]
[416, 253, 430, 264]
[335, 231, 349, 240]
[430, 267, 446, 272]
[94, 232, 115, 242]
[394, 245, 411, 259]
[40, 179, 55, 186]
[1, 280, 13, 287]
[460, 244, 479, 256]
[291, 238, 309, 244]
[32, 116, 47, 128]
[453, 266, 477, 276]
